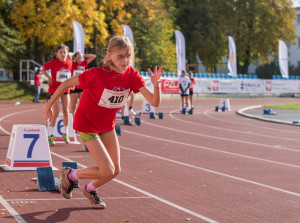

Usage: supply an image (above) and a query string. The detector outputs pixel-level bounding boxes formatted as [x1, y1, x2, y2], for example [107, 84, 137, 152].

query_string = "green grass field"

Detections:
[0, 82, 46, 102]
[264, 104, 300, 109]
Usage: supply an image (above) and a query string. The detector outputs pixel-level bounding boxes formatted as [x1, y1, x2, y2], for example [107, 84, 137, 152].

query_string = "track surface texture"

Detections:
[0, 97, 300, 223]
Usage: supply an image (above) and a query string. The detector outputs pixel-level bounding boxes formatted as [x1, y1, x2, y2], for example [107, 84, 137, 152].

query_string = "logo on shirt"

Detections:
[76, 66, 84, 71]
[112, 86, 126, 92]
[58, 68, 69, 79]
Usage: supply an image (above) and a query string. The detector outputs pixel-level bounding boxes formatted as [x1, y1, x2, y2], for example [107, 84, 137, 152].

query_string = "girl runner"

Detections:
[43, 36, 163, 209]
[70, 52, 96, 118]
[41, 44, 72, 146]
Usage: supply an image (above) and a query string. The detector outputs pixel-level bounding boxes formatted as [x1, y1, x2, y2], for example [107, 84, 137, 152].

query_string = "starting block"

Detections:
[115, 125, 121, 136]
[62, 162, 79, 188]
[134, 117, 141, 126]
[83, 144, 89, 152]
[150, 112, 159, 119]
[48, 113, 80, 144]
[188, 108, 193, 115]
[2, 124, 53, 171]
[123, 116, 130, 125]
[158, 112, 163, 119]
[182, 107, 186, 115]
[37, 167, 60, 191]
[150, 112, 155, 119]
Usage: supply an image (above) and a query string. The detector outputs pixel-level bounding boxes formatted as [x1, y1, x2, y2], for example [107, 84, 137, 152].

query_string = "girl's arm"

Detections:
[84, 54, 96, 64]
[139, 66, 164, 108]
[42, 76, 80, 121]
[41, 68, 52, 86]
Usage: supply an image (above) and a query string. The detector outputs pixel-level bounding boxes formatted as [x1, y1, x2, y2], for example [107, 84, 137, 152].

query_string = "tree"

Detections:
[10, 0, 108, 64]
[125, 0, 177, 72]
[174, 0, 228, 72]
[225, 0, 296, 74]
[175, 0, 296, 74]
[0, 0, 25, 76]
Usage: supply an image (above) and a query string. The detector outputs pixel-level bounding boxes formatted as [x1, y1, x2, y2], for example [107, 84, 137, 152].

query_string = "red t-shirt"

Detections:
[74, 65, 146, 133]
[189, 77, 196, 91]
[43, 58, 73, 94]
[34, 72, 41, 87]
[71, 60, 88, 89]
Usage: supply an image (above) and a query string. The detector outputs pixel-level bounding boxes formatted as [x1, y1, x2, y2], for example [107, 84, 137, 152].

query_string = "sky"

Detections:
[293, 0, 300, 8]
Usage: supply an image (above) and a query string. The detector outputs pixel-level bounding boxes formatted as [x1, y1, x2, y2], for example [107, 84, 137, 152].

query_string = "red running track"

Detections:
[0, 97, 300, 223]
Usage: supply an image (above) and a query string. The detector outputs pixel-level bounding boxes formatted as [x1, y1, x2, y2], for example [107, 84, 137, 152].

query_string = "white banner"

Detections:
[279, 40, 289, 79]
[175, 30, 186, 76]
[73, 21, 85, 54]
[237, 79, 262, 93]
[184, 79, 300, 94]
[123, 25, 135, 68]
[228, 36, 237, 78]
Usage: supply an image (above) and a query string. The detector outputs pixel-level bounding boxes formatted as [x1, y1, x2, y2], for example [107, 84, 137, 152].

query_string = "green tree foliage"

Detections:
[174, 0, 228, 72]
[0, 0, 25, 75]
[10, 0, 108, 64]
[225, 0, 296, 74]
[175, 0, 296, 74]
[125, 0, 177, 72]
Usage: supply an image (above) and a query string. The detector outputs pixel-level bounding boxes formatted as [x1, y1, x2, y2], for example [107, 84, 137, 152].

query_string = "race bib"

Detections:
[98, 88, 130, 109]
[56, 71, 71, 82]
[73, 70, 84, 77]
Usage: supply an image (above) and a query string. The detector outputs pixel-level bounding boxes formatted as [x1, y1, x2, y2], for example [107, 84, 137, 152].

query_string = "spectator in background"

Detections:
[33, 67, 42, 103]
[178, 70, 190, 111]
[188, 71, 196, 109]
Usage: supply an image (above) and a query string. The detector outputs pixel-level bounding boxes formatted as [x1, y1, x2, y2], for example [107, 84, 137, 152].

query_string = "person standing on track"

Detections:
[178, 70, 190, 111]
[33, 67, 42, 103]
[41, 44, 72, 146]
[42, 36, 164, 209]
[188, 71, 196, 109]
[70, 52, 96, 118]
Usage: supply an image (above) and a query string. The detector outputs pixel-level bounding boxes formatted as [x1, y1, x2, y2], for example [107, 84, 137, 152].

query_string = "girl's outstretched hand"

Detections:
[42, 104, 53, 122]
[148, 66, 164, 87]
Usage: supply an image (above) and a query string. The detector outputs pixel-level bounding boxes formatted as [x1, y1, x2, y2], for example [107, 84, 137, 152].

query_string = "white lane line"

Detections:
[204, 109, 300, 134]
[169, 110, 300, 142]
[114, 179, 218, 223]
[141, 119, 300, 153]
[0, 196, 27, 223]
[50, 151, 218, 223]
[0, 109, 39, 135]
[120, 145, 300, 197]
[123, 129, 300, 169]
[6, 197, 151, 201]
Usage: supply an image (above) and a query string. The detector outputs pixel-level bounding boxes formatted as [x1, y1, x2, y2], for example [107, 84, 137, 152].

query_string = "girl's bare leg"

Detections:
[50, 99, 60, 127]
[77, 130, 120, 188]
[61, 94, 70, 127]
[69, 93, 78, 118]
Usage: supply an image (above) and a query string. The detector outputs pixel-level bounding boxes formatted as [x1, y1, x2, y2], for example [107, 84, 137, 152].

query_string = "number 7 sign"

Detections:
[3, 124, 53, 171]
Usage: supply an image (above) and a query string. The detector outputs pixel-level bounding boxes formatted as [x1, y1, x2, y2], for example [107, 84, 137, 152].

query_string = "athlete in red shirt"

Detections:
[70, 52, 96, 118]
[41, 44, 72, 146]
[43, 36, 164, 209]
[189, 71, 196, 109]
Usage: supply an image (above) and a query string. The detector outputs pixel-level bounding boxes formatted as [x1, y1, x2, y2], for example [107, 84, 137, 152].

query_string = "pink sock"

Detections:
[86, 182, 97, 193]
[68, 169, 79, 183]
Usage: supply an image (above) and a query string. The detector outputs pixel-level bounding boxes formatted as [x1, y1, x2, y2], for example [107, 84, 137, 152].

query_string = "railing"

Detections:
[19, 59, 42, 82]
